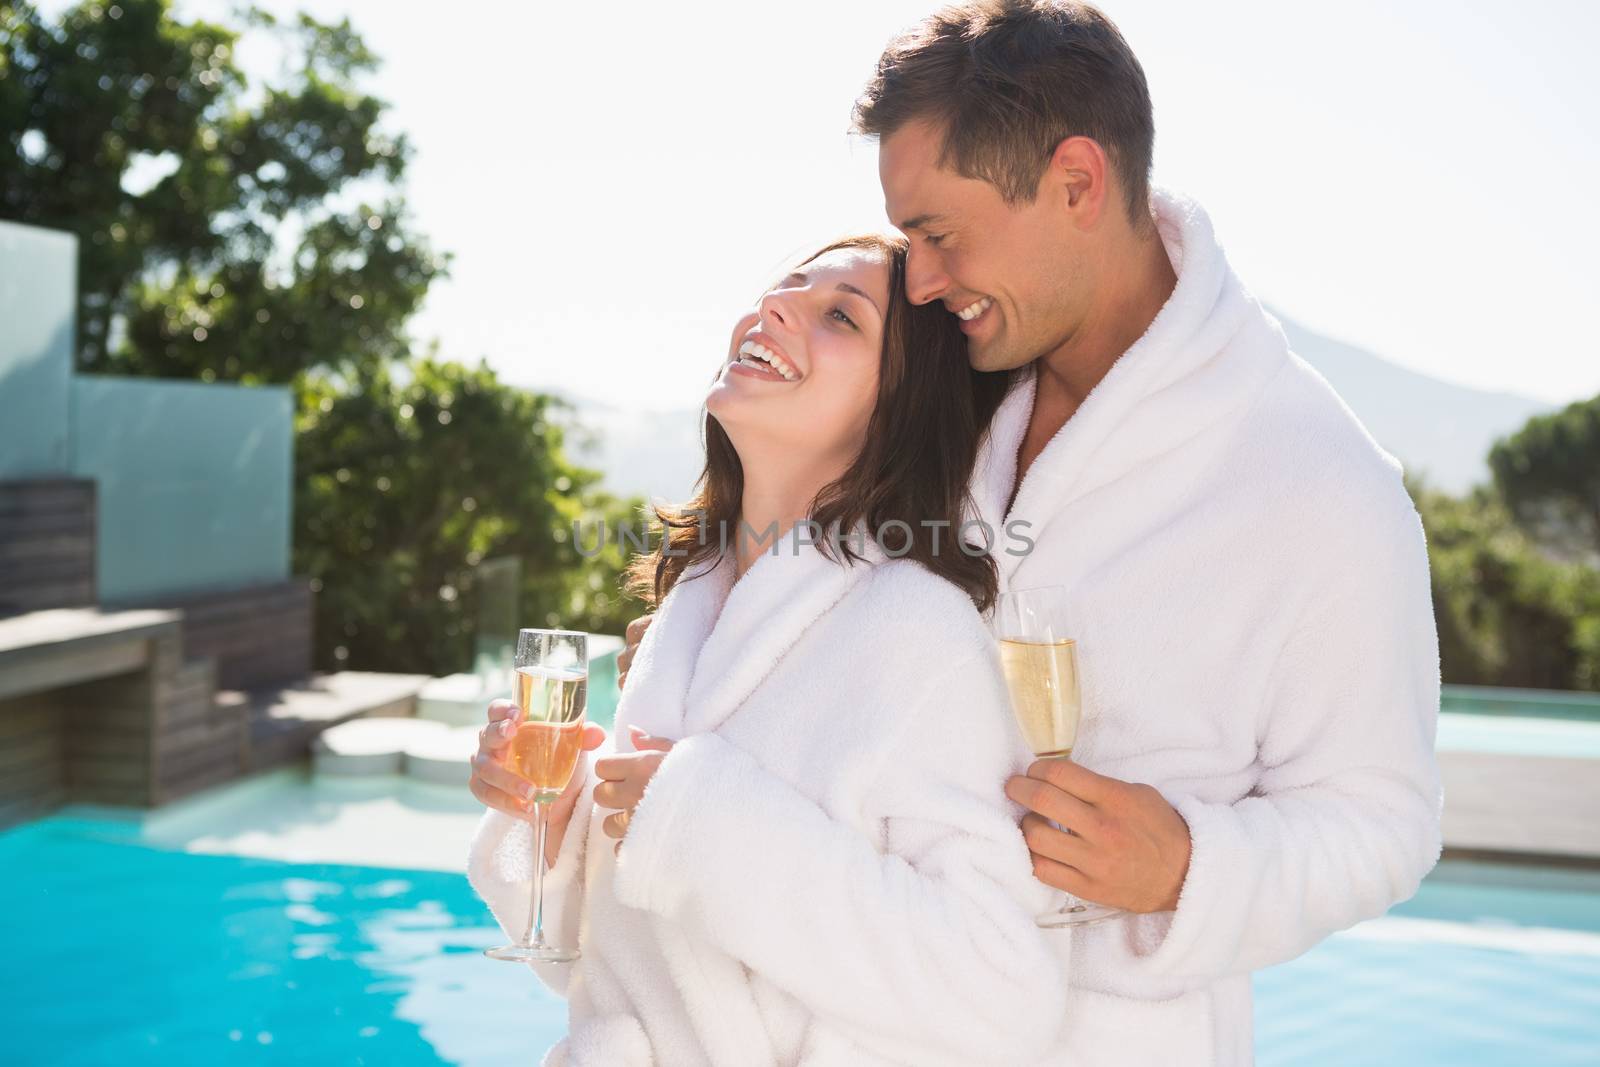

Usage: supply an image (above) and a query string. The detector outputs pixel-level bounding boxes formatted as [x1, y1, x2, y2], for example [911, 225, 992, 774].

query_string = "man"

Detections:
[618, 2, 1442, 1063]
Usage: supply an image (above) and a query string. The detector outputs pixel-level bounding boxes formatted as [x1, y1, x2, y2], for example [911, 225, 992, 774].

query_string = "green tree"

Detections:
[297, 359, 642, 676]
[1412, 478, 1600, 691]
[1, 0, 439, 381]
[1488, 393, 1600, 563]
[2, 0, 645, 664]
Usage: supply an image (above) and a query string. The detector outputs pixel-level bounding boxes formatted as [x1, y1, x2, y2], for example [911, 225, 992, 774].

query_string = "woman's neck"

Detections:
[732, 460, 839, 582]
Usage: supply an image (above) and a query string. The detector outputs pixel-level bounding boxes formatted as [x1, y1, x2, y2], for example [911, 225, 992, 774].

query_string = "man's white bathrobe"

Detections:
[468, 540, 1069, 1066]
[967, 189, 1443, 1066]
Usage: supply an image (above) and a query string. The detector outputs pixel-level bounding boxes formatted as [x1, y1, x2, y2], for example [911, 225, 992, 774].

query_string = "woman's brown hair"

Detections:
[624, 233, 1014, 612]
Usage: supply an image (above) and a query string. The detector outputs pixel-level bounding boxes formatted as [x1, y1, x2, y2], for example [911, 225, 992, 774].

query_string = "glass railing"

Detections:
[1441, 684, 1600, 723]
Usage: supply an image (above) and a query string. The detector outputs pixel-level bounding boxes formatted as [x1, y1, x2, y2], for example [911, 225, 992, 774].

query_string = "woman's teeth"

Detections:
[957, 296, 993, 321]
[737, 340, 798, 381]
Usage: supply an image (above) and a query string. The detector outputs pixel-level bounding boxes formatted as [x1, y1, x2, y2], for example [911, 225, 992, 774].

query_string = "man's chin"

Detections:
[966, 337, 1030, 374]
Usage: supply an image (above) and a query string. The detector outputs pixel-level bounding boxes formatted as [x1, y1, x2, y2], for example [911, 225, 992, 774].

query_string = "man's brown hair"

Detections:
[853, 0, 1155, 226]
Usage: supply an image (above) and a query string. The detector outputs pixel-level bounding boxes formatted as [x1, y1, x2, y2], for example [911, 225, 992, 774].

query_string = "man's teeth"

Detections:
[957, 297, 993, 321]
[737, 340, 798, 381]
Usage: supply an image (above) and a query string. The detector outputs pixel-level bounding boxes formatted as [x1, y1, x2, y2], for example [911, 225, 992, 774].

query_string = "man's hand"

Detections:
[1004, 758, 1192, 914]
[617, 613, 654, 691]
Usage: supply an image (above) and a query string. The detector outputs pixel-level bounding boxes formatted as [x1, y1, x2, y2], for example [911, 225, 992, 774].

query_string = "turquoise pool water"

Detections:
[3, 816, 1598, 1065]
[1255, 863, 1600, 1066]
[1, 817, 557, 1066]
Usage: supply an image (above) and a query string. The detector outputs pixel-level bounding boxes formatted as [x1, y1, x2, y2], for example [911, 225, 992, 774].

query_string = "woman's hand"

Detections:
[616, 613, 654, 690]
[593, 726, 675, 845]
[468, 698, 606, 865]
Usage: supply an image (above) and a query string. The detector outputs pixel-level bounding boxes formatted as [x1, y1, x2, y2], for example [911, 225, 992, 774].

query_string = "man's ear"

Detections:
[1045, 136, 1109, 228]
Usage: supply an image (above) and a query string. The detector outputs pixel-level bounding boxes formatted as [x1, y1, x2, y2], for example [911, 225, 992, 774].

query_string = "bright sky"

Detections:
[43, 0, 1600, 409]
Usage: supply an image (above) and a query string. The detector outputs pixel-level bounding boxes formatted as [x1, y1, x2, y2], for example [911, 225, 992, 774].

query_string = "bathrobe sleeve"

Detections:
[1127, 490, 1444, 981]
[611, 650, 1068, 1065]
[465, 750, 599, 996]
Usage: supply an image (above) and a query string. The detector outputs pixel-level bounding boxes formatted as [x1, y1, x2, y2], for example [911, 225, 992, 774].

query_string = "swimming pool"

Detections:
[1255, 861, 1600, 1066]
[4, 813, 1598, 1065]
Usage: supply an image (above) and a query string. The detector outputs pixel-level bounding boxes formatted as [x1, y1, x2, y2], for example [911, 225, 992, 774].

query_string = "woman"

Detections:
[467, 235, 1066, 1066]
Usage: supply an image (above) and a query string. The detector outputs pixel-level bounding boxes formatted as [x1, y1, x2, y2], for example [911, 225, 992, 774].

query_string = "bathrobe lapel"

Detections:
[973, 189, 1287, 589]
[681, 537, 885, 736]
[615, 538, 886, 745]
[597, 539, 885, 1067]
[610, 556, 731, 745]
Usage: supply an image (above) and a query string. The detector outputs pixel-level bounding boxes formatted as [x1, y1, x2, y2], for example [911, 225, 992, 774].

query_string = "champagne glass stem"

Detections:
[1038, 817, 1120, 927]
[1050, 892, 1097, 921]
[524, 800, 551, 950]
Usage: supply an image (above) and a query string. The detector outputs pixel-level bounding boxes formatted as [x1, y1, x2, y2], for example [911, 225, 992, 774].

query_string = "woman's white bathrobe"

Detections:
[468, 541, 1068, 1066]
[968, 189, 1443, 1066]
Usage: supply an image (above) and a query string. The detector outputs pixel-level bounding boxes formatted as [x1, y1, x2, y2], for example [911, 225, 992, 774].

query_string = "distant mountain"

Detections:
[557, 398, 706, 503]
[558, 315, 1555, 502]
[1269, 308, 1553, 494]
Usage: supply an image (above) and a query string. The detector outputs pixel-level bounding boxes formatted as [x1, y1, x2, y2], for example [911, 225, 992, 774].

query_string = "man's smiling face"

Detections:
[879, 118, 1086, 374]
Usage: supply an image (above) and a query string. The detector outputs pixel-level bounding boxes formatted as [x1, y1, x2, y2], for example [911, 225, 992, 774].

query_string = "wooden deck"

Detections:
[0, 479, 96, 616]
[0, 606, 186, 824]
[0, 607, 180, 701]
[126, 579, 313, 690]
[0, 460, 437, 830]
[0, 608, 427, 829]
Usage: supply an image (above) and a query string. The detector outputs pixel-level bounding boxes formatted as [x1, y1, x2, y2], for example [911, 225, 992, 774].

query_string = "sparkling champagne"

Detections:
[993, 589, 1121, 927]
[998, 637, 1081, 757]
[508, 664, 587, 799]
[485, 628, 587, 965]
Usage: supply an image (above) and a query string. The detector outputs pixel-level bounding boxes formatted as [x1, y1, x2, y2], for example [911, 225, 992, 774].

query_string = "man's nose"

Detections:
[904, 245, 949, 306]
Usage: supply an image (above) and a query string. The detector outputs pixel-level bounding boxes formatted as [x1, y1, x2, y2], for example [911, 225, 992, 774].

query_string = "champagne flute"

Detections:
[484, 628, 588, 963]
[994, 587, 1123, 928]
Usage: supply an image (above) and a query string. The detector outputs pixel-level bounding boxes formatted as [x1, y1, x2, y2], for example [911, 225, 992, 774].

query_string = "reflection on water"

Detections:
[1255, 861, 1600, 1066]
[358, 897, 565, 1064]
[5, 817, 1599, 1066]
[0, 820, 563, 1066]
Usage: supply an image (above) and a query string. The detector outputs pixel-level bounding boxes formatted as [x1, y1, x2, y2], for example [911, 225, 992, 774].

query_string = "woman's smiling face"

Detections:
[706, 247, 891, 475]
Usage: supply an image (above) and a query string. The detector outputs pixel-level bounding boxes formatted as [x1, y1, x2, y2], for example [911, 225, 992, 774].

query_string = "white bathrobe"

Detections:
[468, 540, 1069, 1066]
[967, 188, 1443, 1066]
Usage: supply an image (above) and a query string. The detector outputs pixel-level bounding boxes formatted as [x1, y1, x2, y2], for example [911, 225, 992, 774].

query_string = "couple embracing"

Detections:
[468, 3, 1443, 1064]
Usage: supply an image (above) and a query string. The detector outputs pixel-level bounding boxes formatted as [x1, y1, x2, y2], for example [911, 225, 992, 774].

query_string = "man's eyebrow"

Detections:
[897, 212, 945, 232]
[781, 271, 883, 321]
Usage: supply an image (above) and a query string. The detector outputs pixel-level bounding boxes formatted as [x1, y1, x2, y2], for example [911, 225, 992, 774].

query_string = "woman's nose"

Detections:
[758, 290, 792, 329]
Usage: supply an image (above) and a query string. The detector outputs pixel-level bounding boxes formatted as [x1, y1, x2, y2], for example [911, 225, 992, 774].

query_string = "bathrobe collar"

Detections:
[972, 188, 1286, 585]
[616, 530, 888, 743]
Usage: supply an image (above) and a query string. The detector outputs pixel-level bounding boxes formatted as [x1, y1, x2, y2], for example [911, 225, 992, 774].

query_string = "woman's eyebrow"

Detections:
[783, 271, 882, 321]
[835, 283, 882, 321]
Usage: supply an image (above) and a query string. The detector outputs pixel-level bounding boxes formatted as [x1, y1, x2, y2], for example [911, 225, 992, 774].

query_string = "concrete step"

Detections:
[402, 724, 480, 787]
[232, 670, 430, 772]
[312, 714, 479, 788]
[312, 716, 451, 777]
